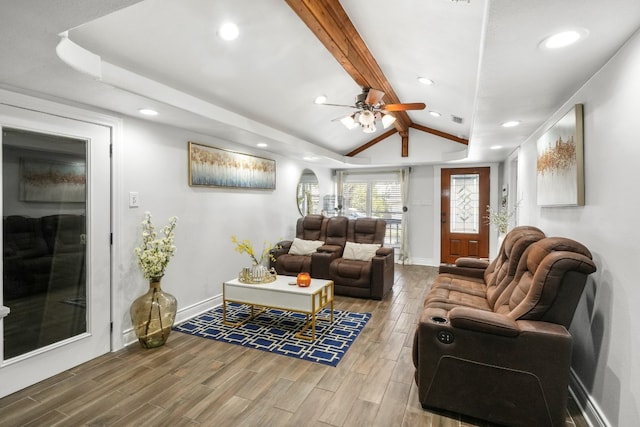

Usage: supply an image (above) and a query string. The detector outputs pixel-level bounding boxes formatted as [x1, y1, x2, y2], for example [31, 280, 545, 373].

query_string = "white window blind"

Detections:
[339, 171, 403, 248]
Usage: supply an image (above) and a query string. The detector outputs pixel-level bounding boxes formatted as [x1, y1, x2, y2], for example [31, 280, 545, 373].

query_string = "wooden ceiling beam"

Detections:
[285, 0, 412, 131]
[286, 0, 469, 157]
[410, 123, 469, 145]
[345, 129, 397, 157]
[400, 131, 409, 157]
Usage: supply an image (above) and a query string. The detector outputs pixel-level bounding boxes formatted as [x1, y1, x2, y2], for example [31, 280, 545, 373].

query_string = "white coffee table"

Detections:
[222, 275, 334, 341]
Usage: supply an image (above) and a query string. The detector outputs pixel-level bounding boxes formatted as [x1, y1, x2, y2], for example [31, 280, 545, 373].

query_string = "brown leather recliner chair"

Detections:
[412, 236, 597, 427]
[329, 218, 394, 300]
[271, 215, 348, 278]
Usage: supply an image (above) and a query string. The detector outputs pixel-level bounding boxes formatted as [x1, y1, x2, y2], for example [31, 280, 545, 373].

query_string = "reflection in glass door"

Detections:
[2, 129, 87, 359]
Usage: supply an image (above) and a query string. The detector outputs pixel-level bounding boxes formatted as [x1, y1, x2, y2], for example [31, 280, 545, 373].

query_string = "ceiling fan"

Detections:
[321, 88, 426, 133]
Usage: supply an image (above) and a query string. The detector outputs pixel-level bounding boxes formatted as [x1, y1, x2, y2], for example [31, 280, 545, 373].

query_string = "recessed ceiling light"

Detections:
[501, 120, 520, 128]
[218, 22, 239, 41]
[429, 111, 441, 117]
[138, 108, 158, 116]
[257, 142, 268, 148]
[303, 156, 317, 161]
[541, 29, 587, 49]
[417, 77, 434, 85]
[314, 95, 327, 104]
[490, 145, 503, 150]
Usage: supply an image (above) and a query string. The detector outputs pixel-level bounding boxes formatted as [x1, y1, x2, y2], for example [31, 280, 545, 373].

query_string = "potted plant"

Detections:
[131, 212, 178, 348]
[231, 235, 278, 283]
[485, 203, 517, 251]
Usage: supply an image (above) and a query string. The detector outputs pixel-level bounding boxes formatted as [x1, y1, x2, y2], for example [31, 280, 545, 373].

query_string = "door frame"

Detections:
[433, 164, 500, 264]
[0, 89, 122, 395]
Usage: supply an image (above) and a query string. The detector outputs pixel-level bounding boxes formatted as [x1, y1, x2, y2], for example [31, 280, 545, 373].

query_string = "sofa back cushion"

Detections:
[348, 218, 386, 245]
[485, 226, 545, 307]
[296, 214, 326, 241]
[325, 216, 348, 247]
[494, 237, 596, 326]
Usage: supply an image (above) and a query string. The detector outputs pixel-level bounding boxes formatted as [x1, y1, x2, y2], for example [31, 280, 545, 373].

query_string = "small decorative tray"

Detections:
[238, 266, 277, 284]
[239, 274, 277, 284]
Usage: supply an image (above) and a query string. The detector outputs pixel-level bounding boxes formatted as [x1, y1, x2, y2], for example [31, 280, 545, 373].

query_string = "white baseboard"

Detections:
[120, 294, 222, 348]
[569, 369, 610, 427]
[175, 294, 223, 324]
[399, 257, 438, 267]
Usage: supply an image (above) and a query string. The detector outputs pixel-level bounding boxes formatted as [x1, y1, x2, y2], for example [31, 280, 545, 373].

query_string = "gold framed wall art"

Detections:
[536, 104, 585, 206]
[188, 141, 276, 189]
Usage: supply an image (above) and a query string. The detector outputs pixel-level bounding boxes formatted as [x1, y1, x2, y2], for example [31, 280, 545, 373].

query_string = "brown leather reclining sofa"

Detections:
[270, 214, 395, 300]
[412, 226, 597, 426]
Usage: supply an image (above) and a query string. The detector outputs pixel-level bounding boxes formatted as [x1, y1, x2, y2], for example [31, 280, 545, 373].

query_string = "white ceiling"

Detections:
[2, 0, 639, 167]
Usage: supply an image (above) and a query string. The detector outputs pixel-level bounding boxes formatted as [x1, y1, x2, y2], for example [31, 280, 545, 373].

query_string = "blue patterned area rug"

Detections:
[173, 303, 371, 367]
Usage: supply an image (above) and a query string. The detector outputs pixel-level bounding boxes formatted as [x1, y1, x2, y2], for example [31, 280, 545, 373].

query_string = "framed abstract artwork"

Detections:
[536, 104, 585, 206]
[188, 141, 276, 189]
[19, 158, 86, 203]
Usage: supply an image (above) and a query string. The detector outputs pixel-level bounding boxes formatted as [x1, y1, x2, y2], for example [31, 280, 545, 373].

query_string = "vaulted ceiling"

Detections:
[2, 0, 639, 167]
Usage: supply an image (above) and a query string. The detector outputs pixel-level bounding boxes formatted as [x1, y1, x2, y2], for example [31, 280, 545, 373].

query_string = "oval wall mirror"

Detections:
[297, 169, 319, 216]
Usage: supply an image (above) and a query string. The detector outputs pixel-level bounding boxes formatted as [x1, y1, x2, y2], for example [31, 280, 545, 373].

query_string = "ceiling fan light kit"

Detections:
[358, 110, 375, 125]
[363, 123, 376, 133]
[381, 113, 397, 129]
[328, 87, 423, 133]
[340, 114, 359, 129]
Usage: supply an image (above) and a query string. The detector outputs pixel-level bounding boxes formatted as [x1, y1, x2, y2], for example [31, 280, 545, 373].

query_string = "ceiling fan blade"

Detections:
[331, 113, 352, 122]
[365, 88, 385, 105]
[320, 102, 359, 109]
[382, 102, 426, 112]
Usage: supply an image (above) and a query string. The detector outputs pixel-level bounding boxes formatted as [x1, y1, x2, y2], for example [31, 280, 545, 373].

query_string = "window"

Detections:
[339, 172, 402, 247]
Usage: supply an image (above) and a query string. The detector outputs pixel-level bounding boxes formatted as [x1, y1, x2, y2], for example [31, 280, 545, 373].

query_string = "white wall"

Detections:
[407, 165, 436, 265]
[514, 28, 640, 427]
[112, 117, 333, 347]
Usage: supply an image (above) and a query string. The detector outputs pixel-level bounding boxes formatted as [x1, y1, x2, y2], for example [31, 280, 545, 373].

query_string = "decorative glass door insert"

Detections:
[450, 173, 480, 234]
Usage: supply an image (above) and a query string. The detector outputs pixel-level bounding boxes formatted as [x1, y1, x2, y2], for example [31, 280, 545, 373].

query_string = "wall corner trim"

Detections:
[569, 369, 611, 427]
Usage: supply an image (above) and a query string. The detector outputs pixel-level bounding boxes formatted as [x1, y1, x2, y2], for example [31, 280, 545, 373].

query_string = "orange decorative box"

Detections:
[296, 272, 311, 287]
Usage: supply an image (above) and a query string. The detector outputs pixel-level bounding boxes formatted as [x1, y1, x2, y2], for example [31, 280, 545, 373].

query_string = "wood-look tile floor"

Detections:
[0, 265, 588, 427]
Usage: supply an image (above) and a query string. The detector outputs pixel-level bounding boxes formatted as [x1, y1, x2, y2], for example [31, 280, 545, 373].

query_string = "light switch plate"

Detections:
[129, 192, 139, 208]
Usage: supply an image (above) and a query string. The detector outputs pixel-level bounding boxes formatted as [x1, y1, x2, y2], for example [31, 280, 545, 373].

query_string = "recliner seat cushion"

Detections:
[276, 254, 312, 274]
[330, 258, 372, 288]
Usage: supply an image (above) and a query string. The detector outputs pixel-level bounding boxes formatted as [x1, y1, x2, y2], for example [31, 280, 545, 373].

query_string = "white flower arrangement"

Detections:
[134, 212, 178, 280]
[485, 204, 516, 235]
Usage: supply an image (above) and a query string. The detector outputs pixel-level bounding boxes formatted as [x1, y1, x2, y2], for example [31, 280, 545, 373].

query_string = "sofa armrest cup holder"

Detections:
[431, 316, 448, 324]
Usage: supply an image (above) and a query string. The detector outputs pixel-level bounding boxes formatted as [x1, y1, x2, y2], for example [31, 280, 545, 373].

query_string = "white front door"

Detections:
[0, 102, 111, 398]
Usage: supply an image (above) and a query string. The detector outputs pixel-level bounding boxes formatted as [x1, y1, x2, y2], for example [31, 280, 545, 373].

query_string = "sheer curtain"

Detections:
[335, 170, 345, 216]
[399, 167, 410, 264]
